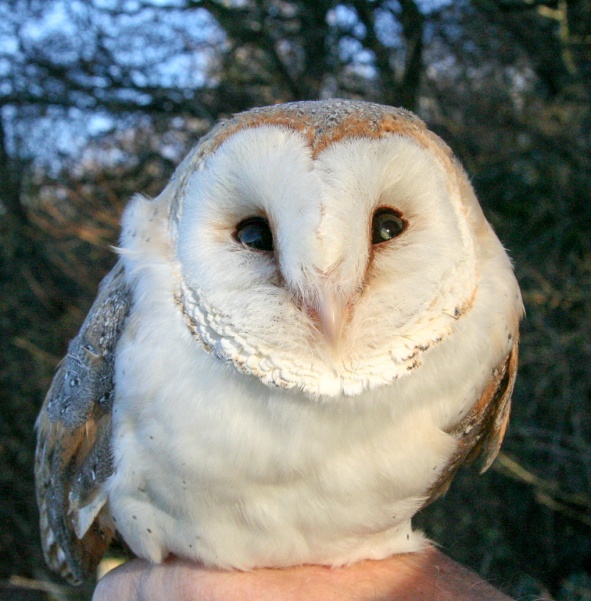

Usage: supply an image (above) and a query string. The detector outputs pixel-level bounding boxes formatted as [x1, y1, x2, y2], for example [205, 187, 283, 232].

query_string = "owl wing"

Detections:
[35, 260, 131, 584]
[424, 338, 519, 506]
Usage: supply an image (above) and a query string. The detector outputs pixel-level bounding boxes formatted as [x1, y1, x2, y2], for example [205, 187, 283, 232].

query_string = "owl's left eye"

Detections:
[234, 217, 274, 251]
[371, 208, 406, 245]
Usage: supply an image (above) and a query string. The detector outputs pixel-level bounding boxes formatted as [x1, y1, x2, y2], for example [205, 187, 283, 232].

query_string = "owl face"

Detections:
[174, 123, 478, 396]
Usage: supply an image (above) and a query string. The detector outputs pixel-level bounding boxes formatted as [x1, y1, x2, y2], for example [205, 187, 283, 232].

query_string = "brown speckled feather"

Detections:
[35, 260, 131, 584]
[424, 338, 519, 507]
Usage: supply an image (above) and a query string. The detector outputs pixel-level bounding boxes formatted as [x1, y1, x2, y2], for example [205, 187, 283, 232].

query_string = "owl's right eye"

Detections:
[234, 217, 274, 251]
[371, 208, 406, 245]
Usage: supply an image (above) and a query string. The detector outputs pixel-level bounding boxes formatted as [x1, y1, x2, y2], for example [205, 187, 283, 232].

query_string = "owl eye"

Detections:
[371, 208, 406, 245]
[234, 217, 274, 251]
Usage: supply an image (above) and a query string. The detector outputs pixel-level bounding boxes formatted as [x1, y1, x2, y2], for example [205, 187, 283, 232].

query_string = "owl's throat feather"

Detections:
[176, 278, 469, 398]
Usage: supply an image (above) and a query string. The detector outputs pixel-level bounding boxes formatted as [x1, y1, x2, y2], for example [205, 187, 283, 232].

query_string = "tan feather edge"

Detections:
[424, 338, 519, 507]
[35, 260, 131, 584]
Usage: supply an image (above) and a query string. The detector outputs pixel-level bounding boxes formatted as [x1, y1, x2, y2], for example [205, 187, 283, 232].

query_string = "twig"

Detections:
[12, 337, 60, 366]
[494, 452, 591, 525]
[9, 575, 71, 597]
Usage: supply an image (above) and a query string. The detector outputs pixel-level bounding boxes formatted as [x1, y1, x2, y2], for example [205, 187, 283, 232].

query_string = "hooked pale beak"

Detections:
[315, 291, 347, 349]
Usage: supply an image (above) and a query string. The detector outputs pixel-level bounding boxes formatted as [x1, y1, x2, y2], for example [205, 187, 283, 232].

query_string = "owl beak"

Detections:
[316, 291, 346, 349]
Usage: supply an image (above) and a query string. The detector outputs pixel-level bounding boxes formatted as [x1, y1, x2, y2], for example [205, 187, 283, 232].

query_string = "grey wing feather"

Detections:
[35, 259, 131, 584]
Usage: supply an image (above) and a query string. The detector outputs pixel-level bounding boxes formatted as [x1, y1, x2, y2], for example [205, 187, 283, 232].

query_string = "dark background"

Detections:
[1, 1, 590, 599]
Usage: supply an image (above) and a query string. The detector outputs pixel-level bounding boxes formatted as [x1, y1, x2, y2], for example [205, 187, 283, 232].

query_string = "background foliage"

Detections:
[1, 0, 590, 599]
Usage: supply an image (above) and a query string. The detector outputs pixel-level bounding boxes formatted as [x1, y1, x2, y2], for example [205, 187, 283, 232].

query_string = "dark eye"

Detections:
[234, 217, 274, 251]
[371, 208, 406, 245]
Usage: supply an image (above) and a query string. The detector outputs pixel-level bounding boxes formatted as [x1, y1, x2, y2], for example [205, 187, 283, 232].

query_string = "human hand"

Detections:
[92, 546, 513, 601]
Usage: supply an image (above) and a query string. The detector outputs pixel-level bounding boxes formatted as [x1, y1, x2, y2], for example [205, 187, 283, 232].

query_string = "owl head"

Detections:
[122, 100, 520, 397]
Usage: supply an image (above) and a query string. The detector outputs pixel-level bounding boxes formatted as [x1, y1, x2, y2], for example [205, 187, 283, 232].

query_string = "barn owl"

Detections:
[35, 99, 523, 584]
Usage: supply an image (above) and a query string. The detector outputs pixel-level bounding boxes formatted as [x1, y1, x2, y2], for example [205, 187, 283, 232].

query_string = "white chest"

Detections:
[106, 292, 474, 569]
